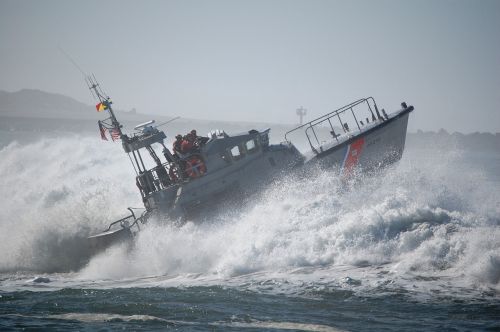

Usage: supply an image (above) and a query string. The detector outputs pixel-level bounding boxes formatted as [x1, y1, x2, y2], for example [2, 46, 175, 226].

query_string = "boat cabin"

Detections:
[121, 124, 303, 216]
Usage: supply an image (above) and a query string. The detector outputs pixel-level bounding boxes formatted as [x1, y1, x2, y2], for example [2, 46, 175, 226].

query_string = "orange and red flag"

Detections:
[95, 102, 107, 112]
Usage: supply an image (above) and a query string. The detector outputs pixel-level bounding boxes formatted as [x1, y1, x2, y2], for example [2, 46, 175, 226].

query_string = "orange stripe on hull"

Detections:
[342, 137, 365, 176]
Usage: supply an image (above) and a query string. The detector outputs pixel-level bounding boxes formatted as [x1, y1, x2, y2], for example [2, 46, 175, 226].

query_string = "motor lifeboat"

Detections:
[85, 77, 413, 253]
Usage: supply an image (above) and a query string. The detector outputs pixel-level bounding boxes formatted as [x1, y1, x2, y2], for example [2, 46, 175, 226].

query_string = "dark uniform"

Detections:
[191, 129, 209, 145]
[172, 134, 183, 156]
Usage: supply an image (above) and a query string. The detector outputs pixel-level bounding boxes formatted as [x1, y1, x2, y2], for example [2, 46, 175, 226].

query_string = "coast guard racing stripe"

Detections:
[341, 137, 365, 177]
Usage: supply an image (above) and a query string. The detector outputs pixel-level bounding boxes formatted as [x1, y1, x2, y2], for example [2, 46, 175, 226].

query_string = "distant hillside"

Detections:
[0, 89, 284, 128]
[0, 89, 296, 145]
[0, 89, 172, 122]
[0, 89, 93, 119]
[2, 89, 498, 152]
[407, 129, 500, 152]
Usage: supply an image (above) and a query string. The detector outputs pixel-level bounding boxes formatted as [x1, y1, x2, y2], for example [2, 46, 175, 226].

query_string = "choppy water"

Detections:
[0, 135, 499, 331]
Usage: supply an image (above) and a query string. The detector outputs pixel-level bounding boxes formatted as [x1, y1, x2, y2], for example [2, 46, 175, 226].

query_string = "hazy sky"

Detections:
[1, 0, 499, 133]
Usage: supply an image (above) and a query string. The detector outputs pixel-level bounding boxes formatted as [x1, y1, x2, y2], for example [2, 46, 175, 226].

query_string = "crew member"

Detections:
[172, 134, 183, 156]
[181, 133, 195, 154]
[190, 129, 209, 145]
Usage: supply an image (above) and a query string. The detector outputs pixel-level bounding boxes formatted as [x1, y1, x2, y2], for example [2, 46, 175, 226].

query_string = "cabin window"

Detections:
[230, 145, 243, 160]
[245, 139, 258, 153]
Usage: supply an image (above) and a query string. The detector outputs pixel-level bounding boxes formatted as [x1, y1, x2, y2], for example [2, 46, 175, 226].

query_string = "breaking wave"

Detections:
[1, 135, 499, 296]
[0, 136, 138, 272]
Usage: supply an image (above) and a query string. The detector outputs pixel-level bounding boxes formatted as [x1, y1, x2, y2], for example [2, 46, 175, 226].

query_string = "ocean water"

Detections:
[0, 135, 499, 331]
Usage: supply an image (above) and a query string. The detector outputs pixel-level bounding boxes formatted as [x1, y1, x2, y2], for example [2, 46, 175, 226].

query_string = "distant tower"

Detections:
[296, 106, 307, 125]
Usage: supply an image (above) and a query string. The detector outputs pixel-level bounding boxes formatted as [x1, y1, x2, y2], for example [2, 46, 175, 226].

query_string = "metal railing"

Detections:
[137, 153, 208, 196]
[104, 207, 139, 231]
[103, 207, 151, 233]
[137, 162, 174, 195]
[284, 97, 383, 154]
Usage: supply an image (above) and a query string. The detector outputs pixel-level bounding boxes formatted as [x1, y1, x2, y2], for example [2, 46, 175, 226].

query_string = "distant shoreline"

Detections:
[1, 115, 499, 153]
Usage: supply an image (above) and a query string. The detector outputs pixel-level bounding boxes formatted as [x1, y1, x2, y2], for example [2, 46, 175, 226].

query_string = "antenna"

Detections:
[87, 75, 123, 136]
[59, 48, 126, 142]
[85, 76, 99, 101]
[58, 45, 87, 78]
[154, 116, 180, 128]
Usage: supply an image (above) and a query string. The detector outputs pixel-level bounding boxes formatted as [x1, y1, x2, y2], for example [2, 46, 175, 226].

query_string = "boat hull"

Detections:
[88, 227, 133, 254]
[146, 107, 413, 219]
[308, 107, 412, 175]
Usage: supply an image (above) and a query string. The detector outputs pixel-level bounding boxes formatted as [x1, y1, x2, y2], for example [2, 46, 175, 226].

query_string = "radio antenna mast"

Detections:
[86, 75, 123, 137]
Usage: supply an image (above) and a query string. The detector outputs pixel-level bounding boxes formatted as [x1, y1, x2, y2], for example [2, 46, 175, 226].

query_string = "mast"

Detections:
[86, 75, 123, 137]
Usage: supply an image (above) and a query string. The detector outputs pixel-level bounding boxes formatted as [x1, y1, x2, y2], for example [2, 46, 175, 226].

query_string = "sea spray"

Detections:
[81, 148, 499, 294]
[0, 136, 139, 272]
[1, 136, 499, 295]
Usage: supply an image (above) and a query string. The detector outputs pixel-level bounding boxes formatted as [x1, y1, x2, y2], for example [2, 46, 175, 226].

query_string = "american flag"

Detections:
[109, 127, 121, 141]
[98, 121, 108, 141]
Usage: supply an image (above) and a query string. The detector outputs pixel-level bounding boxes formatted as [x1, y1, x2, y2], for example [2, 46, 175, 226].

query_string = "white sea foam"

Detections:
[47, 312, 173, 323]
[1, 313, 174, 324]
[224, 320, 345, 331]
[0, 136, 139, 272]
[3, 313, 344, 331]
[1, 136, 499, 296]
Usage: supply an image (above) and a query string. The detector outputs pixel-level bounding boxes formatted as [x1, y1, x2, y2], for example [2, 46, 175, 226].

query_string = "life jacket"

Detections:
[185, 155, 207, 178]
[181, 140, 194, 154]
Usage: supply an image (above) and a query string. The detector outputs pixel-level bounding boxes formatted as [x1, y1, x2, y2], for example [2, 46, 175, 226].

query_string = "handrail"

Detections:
[284, 97, 381, 154]
[104, 207, 148, 233]
[137, 151, 208, 197]
[105, 211, 135, 231]
[285, 97, 377, 141]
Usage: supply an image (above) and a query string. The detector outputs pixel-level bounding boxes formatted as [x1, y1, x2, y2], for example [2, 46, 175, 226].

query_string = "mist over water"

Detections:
[0, 135, 499, 299]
